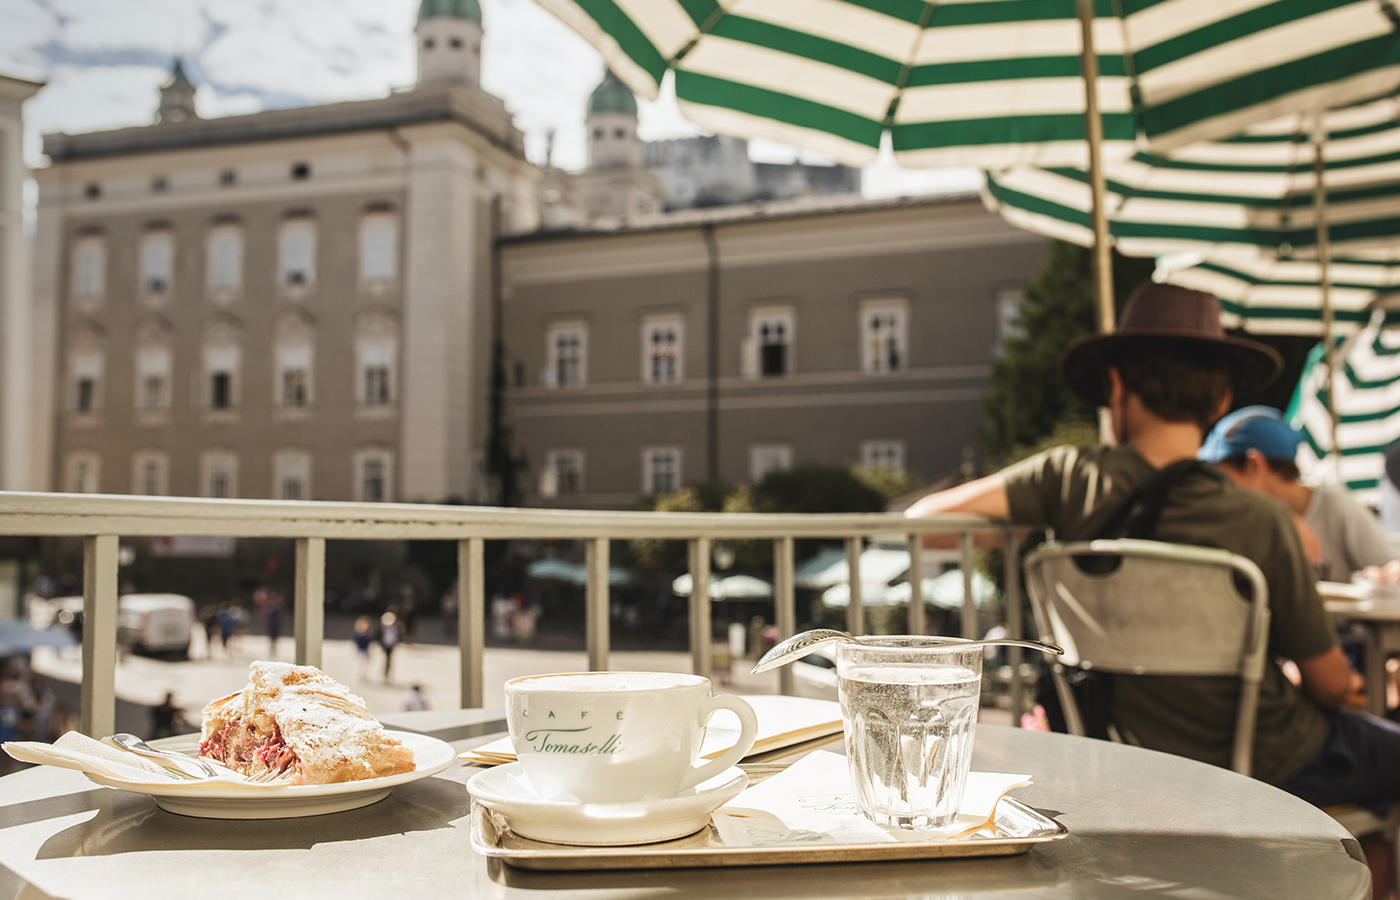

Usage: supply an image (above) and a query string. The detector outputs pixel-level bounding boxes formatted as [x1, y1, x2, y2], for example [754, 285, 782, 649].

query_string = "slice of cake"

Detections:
[199, 661, 416, 785]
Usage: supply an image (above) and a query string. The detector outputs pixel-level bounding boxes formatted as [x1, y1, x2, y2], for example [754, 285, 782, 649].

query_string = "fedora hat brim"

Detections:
[1059, 330, 1283, 407]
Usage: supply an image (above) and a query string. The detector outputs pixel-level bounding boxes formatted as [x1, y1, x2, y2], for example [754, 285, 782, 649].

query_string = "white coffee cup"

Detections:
[505, 671, 759, 804]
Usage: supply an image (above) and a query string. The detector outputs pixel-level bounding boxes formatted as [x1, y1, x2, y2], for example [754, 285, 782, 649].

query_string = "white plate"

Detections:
[468, 762, 747, 846]
[83, 730, 458, 819]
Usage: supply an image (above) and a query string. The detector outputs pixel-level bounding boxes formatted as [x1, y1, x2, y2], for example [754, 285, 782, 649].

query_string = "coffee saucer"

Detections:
[466, 763, 748, 846]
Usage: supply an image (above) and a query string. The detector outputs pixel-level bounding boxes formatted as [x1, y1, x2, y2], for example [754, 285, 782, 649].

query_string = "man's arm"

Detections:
[1296, 645, 1364, 709]
[904, 474, 1012, 549]
[904, 473, 1011, 520]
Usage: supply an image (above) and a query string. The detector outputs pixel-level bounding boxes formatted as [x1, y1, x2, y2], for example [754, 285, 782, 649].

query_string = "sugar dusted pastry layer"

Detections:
[199, 661, 416, 785]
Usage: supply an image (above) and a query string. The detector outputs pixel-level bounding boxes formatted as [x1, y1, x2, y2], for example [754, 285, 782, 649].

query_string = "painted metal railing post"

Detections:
[773, 536, 796, 696]
[959, 532, 978, 640]
[80, 534, 119, 738]
[906, 533, 925, 636]
[458, 538, 485, 708]
[293, 537, 325, 668]
[845, 536, 864, 636]
[688, 537, 712, 678]
[1004, 527, 1025, 722]
[585, 537, 610, 672]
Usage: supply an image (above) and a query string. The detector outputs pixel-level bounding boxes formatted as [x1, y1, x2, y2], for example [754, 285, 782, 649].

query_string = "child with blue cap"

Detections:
[1200, 406, 1393, 584]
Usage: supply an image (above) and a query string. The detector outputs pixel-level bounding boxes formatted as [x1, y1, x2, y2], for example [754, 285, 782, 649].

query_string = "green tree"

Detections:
[980, 241, 1155, 464]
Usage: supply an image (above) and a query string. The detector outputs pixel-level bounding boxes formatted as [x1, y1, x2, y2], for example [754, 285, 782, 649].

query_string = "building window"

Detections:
[207, 225, 243, 299]
[219, 169, 237, 187]
[151, 176, 168, 193]
[201, 451, 238, 499]
[69, 344, 103, 415]
[274, 450, 311, 501]
[76, 378, 95, 413]
[750, 444, 793, 483]
[542, 449, 583, 497]
[290, 162, 311, 180]
[279, 219, 316, 290]
[360, 212, 397, 284]
[746, 307, 794, 378]
[861, 299, 906, 375]
[132, 452, 168, 496]
[140, 231, 174, 299]
[354, 449, 393, 503]
[546, 322, 587, 388]
[861, 440, 905, 473]
[84, 183, 101, 200]
[137, 349, 170, 411]
[643, 447, 681, 495]
[66, 452, 100, 493]
[356, 315, 397, 409]
[72, 236, 106, 305]
[994, 288, 1025, 357]
[203, 333, 240, 412]
[275, 317, 314, 409]
[642, 316, 682, 385]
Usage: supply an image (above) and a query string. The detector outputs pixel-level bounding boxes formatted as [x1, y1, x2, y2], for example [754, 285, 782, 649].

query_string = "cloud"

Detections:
[21, 63, 167, 164]
[0, 0, 58, 78]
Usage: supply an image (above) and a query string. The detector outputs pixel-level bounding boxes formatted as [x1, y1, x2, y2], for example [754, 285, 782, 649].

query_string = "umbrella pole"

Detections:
[1078, 0, 1114, 336]
[1078, 0, 1116, 444]
[1313, 115, 1340, 481]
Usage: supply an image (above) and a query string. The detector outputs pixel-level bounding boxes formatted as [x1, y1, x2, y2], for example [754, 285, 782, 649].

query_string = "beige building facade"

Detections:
[32, 3, 537, 504]
[500, 195, 1046, 508]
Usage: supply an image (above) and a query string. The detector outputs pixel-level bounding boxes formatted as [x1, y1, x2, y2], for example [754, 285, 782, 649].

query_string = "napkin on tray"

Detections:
[710, 750, 1030, 846]
[3, 731, 249, 786]
[460, 695, 843, 766]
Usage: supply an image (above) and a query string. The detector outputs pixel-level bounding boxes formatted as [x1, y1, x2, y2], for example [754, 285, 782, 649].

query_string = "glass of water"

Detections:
[836, 637, 982, 830]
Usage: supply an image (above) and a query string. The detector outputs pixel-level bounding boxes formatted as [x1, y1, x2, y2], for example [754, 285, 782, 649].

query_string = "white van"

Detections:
[118, 594, 196, 657]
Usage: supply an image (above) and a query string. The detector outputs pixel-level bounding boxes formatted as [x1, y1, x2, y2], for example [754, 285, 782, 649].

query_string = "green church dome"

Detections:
[418, 0, 481, 23]
[587, 70, 638, 118]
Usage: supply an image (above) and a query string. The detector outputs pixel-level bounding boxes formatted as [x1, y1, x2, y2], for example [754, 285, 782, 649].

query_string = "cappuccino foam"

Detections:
[510, 671, 703, 692]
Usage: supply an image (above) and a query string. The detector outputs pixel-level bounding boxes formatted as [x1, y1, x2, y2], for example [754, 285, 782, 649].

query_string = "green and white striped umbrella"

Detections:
[539, 0, 1400, 169]
[985, 95, 1400, 257]
[1290, 306, 1400, 500]
[1155, 249, 1400, 335]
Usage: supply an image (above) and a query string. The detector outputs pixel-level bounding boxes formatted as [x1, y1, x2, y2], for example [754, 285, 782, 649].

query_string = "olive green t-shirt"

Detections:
[1002, 444, 1335, 784]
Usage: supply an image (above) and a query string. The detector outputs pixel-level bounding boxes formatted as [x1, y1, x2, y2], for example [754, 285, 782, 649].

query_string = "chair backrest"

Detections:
[1023, 539, 1270, 776]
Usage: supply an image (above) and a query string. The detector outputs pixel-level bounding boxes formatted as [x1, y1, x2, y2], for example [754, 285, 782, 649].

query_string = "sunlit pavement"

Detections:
[30, 626, 1014, 729]
[29, 626, 787, 719]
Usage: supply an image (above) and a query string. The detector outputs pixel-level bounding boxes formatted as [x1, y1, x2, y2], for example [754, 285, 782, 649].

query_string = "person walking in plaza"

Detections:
[906, 283, 1400, 896]
[377, 612, 401, 684]
[353, 615, 375, 683]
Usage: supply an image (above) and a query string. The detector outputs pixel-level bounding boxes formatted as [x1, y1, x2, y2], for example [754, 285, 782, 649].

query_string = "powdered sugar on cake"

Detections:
[199, 661, 416, 785]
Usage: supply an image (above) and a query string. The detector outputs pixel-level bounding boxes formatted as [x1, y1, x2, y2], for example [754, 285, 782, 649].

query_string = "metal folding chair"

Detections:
[1023, 539, 1270, 776]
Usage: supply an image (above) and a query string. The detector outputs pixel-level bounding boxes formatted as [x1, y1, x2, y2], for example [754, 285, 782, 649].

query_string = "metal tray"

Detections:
[469, 794, 1068, 870]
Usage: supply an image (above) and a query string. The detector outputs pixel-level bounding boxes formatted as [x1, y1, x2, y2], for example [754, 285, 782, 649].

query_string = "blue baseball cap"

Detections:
[1199, 406, 1303, 463]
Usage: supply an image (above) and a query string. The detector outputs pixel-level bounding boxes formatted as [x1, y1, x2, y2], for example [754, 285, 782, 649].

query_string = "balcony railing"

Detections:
[0, 492, 1025, 737]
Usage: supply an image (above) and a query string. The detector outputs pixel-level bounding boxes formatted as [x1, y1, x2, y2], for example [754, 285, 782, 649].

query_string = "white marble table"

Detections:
[0, 712, 1370, 899]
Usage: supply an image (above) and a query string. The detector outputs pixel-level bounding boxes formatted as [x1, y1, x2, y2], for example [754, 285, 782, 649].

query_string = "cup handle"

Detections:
[677, 694, 759, 793]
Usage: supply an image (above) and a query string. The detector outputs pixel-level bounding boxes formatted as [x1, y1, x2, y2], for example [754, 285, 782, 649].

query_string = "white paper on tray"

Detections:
[710, 750, 1030, 847]
[460, 695, 842, 765]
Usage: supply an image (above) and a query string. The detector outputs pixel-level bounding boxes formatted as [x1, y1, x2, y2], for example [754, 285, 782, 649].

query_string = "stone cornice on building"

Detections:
[42, 83, 525, 163]
[0, 73, 45, 103]
[502, 190, 989, 243]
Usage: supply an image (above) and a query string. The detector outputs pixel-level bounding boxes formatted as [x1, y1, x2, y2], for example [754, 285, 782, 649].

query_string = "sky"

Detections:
[0, 0, 980, 198]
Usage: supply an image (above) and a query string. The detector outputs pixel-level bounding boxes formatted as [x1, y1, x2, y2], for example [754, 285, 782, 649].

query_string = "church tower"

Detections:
[585, 69, 640, 170]
[416, 0, 483, 87]
[155, 58, 199, 124]
[571, 69, 664, 220]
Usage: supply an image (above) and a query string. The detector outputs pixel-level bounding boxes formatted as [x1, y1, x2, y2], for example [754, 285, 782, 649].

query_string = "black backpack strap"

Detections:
[1094, 458, 1224, 541]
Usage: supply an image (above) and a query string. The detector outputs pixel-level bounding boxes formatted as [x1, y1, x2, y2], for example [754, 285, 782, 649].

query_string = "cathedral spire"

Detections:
[156, 57, 199, 125]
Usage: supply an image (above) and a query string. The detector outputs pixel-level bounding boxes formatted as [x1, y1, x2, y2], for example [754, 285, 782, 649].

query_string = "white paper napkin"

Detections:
[711, 750, 1030, 847]
[2, 732, 247, 785]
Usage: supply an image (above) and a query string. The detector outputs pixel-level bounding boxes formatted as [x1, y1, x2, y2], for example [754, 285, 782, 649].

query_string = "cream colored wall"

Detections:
[0, 76, 42, 491]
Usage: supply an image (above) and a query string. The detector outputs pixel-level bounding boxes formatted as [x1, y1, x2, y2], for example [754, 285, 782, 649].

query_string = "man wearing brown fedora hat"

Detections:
[908, 282, 1400, 822]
